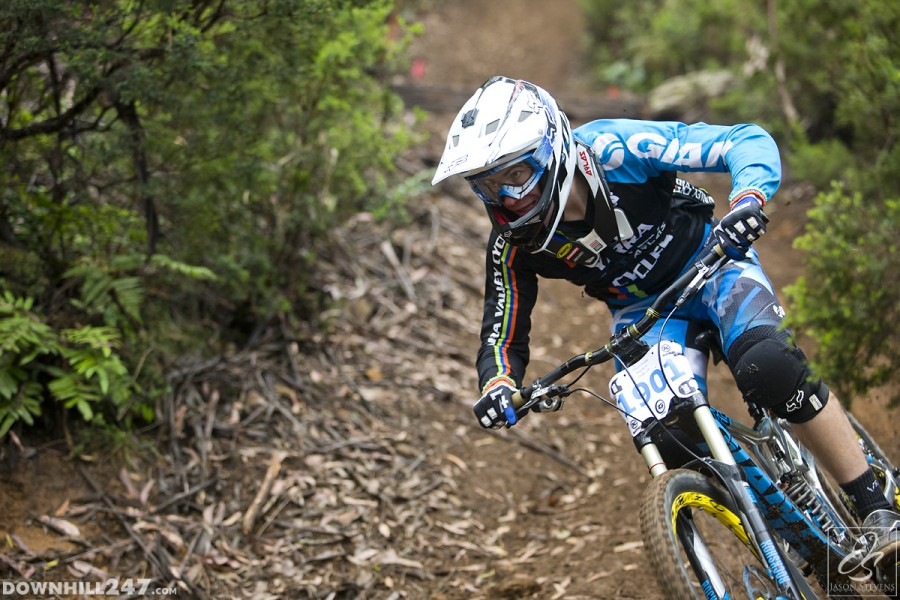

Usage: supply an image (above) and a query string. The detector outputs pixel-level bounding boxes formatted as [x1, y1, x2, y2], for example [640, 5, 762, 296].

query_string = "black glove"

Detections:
[474, 379, 519, 429]
[714, 198, 769, 260]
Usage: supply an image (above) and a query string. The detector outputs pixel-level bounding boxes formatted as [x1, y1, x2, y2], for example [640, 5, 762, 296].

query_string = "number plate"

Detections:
[609, 341, 699, 437]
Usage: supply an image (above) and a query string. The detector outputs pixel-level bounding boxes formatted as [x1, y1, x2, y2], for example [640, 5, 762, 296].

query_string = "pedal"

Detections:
[743, 564, 776, 599]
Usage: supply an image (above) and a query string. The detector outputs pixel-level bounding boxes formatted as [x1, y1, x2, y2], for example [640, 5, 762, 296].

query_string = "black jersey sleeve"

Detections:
[475, 232, 538, 392]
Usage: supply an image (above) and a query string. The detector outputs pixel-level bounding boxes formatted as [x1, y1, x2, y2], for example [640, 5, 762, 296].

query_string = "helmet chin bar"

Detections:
[520, 132, 576, 253]
[533, 141, 635, 267]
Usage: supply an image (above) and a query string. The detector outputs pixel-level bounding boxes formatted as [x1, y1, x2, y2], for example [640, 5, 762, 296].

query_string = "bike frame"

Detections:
[511, 246, 872, 599]
[632, 390, 822, 599]
[711, 407, 853, 566]
[633, 391, 854, 598]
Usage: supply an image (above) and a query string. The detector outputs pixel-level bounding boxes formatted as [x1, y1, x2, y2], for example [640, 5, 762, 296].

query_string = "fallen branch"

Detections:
[242, 450, 286, 535]
[381, 239, 417, 300]
[77, 464, 210, 600]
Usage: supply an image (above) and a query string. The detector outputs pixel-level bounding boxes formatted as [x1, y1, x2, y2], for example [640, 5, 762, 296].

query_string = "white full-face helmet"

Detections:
[432, 76, 576, 252]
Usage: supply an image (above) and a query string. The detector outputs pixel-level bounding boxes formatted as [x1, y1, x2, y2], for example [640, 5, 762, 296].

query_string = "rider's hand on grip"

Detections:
[474, 378, 519, 429]
[714, 197, 768, 260]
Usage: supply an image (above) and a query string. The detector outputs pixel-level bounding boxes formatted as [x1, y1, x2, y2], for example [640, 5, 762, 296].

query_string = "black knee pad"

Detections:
[728, 327, 829, 423]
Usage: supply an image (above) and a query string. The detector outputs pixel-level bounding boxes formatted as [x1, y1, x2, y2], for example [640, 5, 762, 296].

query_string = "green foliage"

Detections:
[781, 2, 900, 403]
[785, 188, 899, 406]
[0, 294, 53, 436]
[0, 0, 419, 438]
[49, 326, 132, 422]
[581, 0, 900, 404]
[786, 136, 854, 191]
[0, 292, 133, 436]
[579, 0, 755, 90]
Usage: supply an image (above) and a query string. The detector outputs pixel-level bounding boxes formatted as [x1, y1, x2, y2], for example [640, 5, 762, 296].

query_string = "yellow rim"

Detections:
[672, 491, 753, 548]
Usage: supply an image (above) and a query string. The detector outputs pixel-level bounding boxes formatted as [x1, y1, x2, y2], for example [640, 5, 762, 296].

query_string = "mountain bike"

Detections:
[511, 244, 900, 599]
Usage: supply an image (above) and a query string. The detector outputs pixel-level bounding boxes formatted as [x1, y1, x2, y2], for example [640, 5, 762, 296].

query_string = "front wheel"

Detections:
[639, 468, 820, 600]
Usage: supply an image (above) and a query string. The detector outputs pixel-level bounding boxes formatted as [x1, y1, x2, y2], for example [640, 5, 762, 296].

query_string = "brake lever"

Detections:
[674, 254, 728, 308]
[517, 383, 569, 413]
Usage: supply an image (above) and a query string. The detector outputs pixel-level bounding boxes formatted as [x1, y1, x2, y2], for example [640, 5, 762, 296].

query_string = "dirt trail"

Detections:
[411, 1, 898, 598]
[0, 2, 895, 599]
[408, 0, 592, 93]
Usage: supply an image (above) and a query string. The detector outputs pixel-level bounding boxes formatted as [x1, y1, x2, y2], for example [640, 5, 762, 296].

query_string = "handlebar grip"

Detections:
[511, 389, 526, 409]
[708, 243, 726, 263]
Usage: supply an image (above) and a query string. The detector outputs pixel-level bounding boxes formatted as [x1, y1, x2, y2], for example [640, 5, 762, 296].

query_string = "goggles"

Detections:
[466, 156, 545, 207]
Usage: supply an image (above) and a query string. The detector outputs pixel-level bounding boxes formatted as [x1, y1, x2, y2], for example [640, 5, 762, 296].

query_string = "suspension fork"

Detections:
[693, 403, 809, 599]
[635, 392, 808, 599]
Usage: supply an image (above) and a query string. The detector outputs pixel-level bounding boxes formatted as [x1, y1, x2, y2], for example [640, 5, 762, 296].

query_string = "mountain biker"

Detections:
[431, 76, 899, 564]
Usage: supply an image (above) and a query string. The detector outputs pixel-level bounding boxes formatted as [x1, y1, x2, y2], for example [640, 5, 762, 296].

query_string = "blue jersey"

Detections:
[476, 119, 782, 392]
[576, 119, 780, 200]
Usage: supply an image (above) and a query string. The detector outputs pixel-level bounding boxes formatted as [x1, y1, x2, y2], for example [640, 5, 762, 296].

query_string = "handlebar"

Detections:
[511, 244, 728, 410]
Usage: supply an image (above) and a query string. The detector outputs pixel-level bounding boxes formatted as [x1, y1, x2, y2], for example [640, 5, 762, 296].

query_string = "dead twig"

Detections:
[242, 450, 286, 536]
[381, 239, 417, 300]
[77, 464, 211, 600]
[151, 477, 219, 515]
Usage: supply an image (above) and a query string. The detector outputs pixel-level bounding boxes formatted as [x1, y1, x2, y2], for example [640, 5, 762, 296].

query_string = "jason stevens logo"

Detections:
[827, 526, 898, 598]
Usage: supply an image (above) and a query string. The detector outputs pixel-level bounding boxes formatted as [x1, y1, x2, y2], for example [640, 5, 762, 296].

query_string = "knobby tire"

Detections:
[640, 469, 760, 599]
[639, 468, 826, 600]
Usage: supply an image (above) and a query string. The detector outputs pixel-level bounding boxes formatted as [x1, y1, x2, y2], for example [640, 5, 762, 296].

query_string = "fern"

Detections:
[149, 254, 217, 280]
[0, 381, 43, 438]
[0, 292, 135, 437]
[64, 260, 145, 327]
[58, 326, 131, 409]
[0, 294, 59, 435]
[66, 254, 216, 327]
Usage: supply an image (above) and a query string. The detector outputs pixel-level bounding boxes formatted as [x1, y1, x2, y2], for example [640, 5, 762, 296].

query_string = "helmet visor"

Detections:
[466, 155, 544, 206]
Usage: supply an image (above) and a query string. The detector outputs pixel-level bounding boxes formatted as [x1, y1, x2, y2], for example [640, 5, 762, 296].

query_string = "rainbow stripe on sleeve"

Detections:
[490, 243, 519, 379]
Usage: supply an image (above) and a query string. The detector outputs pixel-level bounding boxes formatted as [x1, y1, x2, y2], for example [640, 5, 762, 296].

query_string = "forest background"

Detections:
[1, 0, 897, 438]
